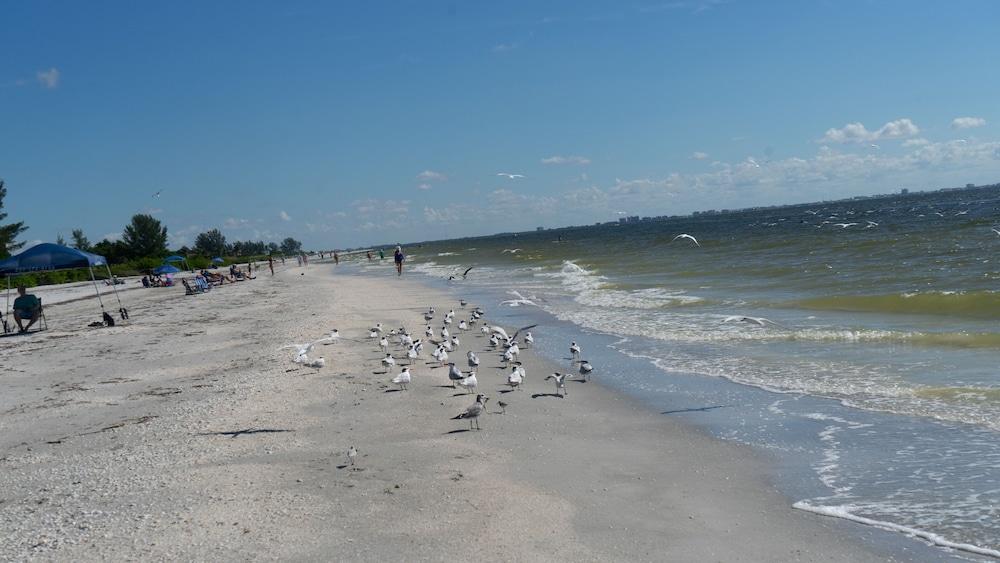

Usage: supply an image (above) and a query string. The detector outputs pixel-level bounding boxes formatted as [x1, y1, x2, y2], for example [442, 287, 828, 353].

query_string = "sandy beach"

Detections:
[0, 263, 905, 561]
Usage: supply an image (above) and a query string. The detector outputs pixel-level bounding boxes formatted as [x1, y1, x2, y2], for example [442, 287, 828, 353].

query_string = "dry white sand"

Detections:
[0, 264, 901, 561]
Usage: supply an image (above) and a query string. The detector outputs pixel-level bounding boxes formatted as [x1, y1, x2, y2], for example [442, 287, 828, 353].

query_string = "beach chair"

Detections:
[182, 279, 200, 295]
[194, 277, 212, 292]
[4, 298, 47, 334]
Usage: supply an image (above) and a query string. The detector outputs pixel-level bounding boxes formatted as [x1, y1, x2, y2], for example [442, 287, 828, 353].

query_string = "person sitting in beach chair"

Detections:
[182, 279, 200, 295]
[12, 285, 43, 333]
[142, 276, 151, 288]
[194, 275, 212, 292]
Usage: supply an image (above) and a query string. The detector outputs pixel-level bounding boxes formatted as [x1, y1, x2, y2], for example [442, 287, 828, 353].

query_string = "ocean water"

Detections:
[356, 185, 1000, 558]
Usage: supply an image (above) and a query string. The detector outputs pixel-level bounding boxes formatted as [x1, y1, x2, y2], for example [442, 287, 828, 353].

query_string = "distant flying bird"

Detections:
[152, 190, 163, 198]
[870, 144, 880, 150]
[746, 157, 761, 168]
[992, 227, 1000, 236]
[833, 223, 858, 228]
[501, 249, 522, 254]
[497, 173, 525, 179]
[722, 315, 786, 329]
[671, 234, 700, 247]
[448, 267, 474, 281]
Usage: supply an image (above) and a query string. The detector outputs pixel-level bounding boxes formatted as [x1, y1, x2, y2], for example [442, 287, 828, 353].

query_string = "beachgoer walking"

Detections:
[334, 251, 339, 265]
[268, 256, 274, 275]
[379, 249, 385, 261]
[394, 245, 405, 276]
[367, 251, 373, 262]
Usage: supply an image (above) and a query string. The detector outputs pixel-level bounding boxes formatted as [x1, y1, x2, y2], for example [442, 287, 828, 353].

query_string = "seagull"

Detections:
[372, 323, 383, 334]
[722, 315, 785, 328]
[406, 346, 419, 363]
[491, 326, 510, 340]
[381, 353, 396, 373]
[481, 326, 491, 336]
[347, 446, 358, 466]
[569, 341, 581, 361]
[507, 342, 520, 360]
[379, 337, 389, 354]
[546, 373, 570, 397]
[392, 367, 412, 390]
[991, 227, 1000, 236]
[523, 332, 534, 346]
[870, 143, 880, 150]
[454, 394, 489, 430]
[448, 267, 474, 281]
[450, 335, 460, 349]
[672, 234, 700, 247]
[152, 190, 163, 198]
[425, 326, 434, 338]
[460, 299, 468, 307]
[509, 324, 537, 343]
[833, 223, 858, 228]
[458, 320, 468, 331]
[280, 341, 319, 363]
[488, 334, 499, 348]
[467, 351, 480, 368]
[507, 366, 523, 390]
[579, 360, 593, 381]
[441, 326, 450, 340]
[448, 363, 464, 387]
[865, 221, 879, 228]
[497, 173, 525, 179]
[497, 400, 508, 415]
[500, 348, 514, 366]
[457, 371, 478, 394]
[746, 157, 761, 168]
[501, 249, 522, 254]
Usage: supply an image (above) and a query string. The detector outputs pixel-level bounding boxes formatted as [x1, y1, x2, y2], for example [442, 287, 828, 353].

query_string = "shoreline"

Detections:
[0, 264, 950, 560]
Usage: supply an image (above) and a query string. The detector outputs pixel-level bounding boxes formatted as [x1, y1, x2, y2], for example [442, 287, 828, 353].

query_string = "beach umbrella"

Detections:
[212, 257, 224, 264]
[164, 255, 186, 263]
[152, 264, 181, 275]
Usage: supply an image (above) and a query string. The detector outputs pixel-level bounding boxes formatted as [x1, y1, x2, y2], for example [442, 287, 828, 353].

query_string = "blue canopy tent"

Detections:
[211, 257, 224, 264]
[163, 254, 189, 270]
[0, 243, 128, 332]
[152, 264, 181, 275]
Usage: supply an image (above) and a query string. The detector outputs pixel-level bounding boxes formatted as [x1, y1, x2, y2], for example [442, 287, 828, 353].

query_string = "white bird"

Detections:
[497, 173, 525, 179]
[381, 353, 396, 372]
[672, 234, 700, 247]
[442, 338, 454, 352]
[491, 326, 510, 340]
[391, 367, 411, 390]
[501, 249, 522, 254]
[372, 323, 383, 334]
[865, 221, 879, 228]
[507, 342, 520, 359]
[460, 299, 468, 307]
[438, 349, 449, 365]
[347, 446, 358, 466]
[454, 394, 489, 430]
[401, 333, 414, 347]
[523, 332, 534, 346]
[304, 356, 326, 368]
[507, 366, 523, 390]
[445, 309, 455, 320]
[467, 351, 480, 368]
[746, 157, 761, 168]
[406, 346, 419, 363]
[152, 189, 163, 198]
[425, 326, 434, 338]
[458, 320, 468, 331]
[457, 371, 478, 394]
[501, 348, 514, 366]
[569, 341, 581, 361]
[991, 227, 1000, 236]
[833, 223, 858, 228]
[546, 373, 570, 397]
[379, 337, 389, 353]
[870, 143, 880, 150]
[280, 341, 319, 363]
[579, 360, 593, 381]
[443, 316, 452, 325]
[488, 334, 499, 348]
[369, 330, 379, 339]
[450, 335, 460, 348]
[441, 326, 450, 340]
[480, 325, 491, 335]
[722, 315, 784, 328]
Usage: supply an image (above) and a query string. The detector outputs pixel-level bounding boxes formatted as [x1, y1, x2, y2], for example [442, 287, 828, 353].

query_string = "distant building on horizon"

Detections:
[967, 183, 976, 189]
[901, 188, 909, 195]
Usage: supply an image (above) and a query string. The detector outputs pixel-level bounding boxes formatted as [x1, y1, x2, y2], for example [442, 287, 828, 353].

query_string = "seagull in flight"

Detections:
[672, 234, 700, 247]
[497, 173, 525, 179]
[152, 190, 163, 198]
[833, 223, 858, 228]
[722, 315, 786, 329]
[501, 249, 522, 254]
[546, 373, 570, 397]
[991, 227, 1000, 236]
[448, 267, 474, 281]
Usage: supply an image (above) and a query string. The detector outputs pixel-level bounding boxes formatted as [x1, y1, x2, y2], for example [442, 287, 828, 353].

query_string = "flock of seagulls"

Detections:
[279, 299, 598, 443]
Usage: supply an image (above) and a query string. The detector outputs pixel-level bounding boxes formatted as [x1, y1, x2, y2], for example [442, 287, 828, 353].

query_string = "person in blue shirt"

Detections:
[12, 285, 41, 333]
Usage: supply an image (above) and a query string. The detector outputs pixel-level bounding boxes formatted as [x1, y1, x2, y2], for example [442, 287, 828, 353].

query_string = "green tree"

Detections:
[279, 237, 302, 255]
[56, 233, 66, 246]
[91, 238, 131, 264]
[71, 229, 92, 251]
[194, 228, 227, 257]
[0, 180, 28, 258]
[122, 214, 168, 259]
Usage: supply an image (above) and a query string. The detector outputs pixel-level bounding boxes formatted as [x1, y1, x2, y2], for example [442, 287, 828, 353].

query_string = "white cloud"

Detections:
[223, 217, 251, 229]
[417, 183, 432, 190]
[279, 211, 291, 221]
[36, 68, 60, 89]
[951, 116, 986, 130]
[541, 155, 591, 165]
[903, 138, 930, 147]
[102, 232, 122, 242]
[417, 170, 448, 181]
[691, 151, 709, 160]
[820, 118, 920, 144]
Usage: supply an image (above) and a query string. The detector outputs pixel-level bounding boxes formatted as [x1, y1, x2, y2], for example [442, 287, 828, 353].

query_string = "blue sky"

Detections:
[3, 0, 999, 249]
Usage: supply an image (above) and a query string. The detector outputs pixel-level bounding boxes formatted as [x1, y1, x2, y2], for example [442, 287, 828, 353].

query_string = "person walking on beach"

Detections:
[333, 251, 339, 265]
[367, 251, 373, 262]
[394, 245, 405, 276]
[379, 248, 385, 261]
[268, 256, 274, 276]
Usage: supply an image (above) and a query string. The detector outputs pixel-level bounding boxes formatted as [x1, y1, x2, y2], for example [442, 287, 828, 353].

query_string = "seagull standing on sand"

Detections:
[467, 351, 480, 369]
[458, 320, 468, 331]
[481, 325, 491, 335]
[392, 367, 411, 390]
[450, 335, 460, 349]
[441, 326, 450, 340]
[507, 366, 523, 390]
[379, 337, 389, 354]
[448, 363, 464, 387]
[579, 360, 593, 381]
[523, 332, 534, 346]
[672, 234, 700, 247]
[406, 346, 419, 363]
[546, 373, 570, 397]
[569, 341, 581, 361]
[425, 326, 434, 338]
[381, 353, 396, 373]
[458, 371, 478, 394]
[454, 394, 489, 430]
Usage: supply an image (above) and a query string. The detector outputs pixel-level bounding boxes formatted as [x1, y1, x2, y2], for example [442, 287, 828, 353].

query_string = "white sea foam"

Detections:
[793, 502, 1000, 559]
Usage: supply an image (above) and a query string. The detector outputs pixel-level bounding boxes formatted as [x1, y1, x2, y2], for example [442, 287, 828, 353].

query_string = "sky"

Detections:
[2, 0, 1000, 250]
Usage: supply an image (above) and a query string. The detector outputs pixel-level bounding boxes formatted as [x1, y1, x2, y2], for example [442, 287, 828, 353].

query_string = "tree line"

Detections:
[0, 179, 304, 264]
